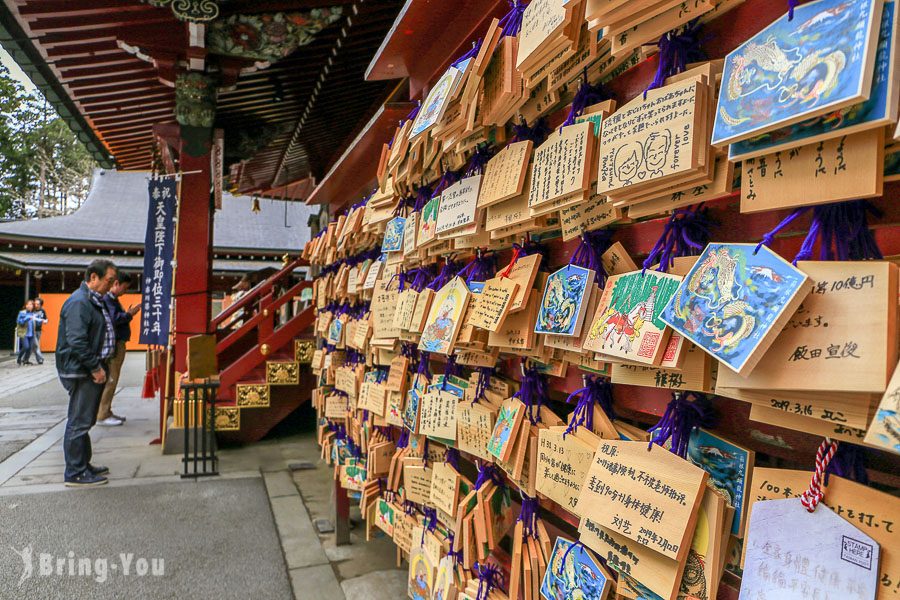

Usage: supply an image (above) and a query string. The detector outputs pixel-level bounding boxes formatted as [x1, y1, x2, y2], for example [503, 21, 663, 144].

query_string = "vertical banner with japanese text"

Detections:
[140, 177, 177, 346]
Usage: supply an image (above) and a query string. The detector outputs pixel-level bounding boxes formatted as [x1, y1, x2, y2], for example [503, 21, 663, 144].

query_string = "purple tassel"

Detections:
[474, 561, 503, 600]
[455, 251, 498, 285]
[397, 429, 410, 449]
[441, 354, 460, 391]
[445, 447, 461, 471]
[474, 366, 494, 404]
[453, 39, 482, 68]
[498, 0, 526, 38]
[427, 260, 459, 291]
[649, 392, 715, 458]
[388, 269, 408, 292]
[421, 507, 439, 545]
[825, 443, 869, 485]
[516, 362, 548, 425]
[416, 351, 432, 380]
[511, 117, 551, 145]
[563, 73, 614, 127]
[642, 205, 713, 273]
[517, 495, 541, 539]
[475, 462, 505, 490]
[788, 0, 799, 20]
[757, 200, 883, 264]
[563, 375, 616, 438]
[403, 500, 418, 515]
[413, 184, 434, 212]
[465, 143, 496, 177]
[793, 201, 883, 263]
[644, 20, 707, 98]
[431, 169, 463, 199]
[570, 230, 615, 287]
[393, 194, 416, 217]
[446, 532, 464, 563]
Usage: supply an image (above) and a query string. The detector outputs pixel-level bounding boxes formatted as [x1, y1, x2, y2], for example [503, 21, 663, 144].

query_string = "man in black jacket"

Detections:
[57, 259, 118, 487]
[97, 272, 140, 426]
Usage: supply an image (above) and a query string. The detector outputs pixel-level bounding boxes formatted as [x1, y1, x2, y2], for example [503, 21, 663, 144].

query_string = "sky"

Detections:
[0, 43, 36, 92]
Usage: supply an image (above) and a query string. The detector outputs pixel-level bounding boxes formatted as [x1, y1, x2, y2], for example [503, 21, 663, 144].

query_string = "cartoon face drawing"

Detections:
[644, 130, 671, 175]
[613, 141, 643, 185]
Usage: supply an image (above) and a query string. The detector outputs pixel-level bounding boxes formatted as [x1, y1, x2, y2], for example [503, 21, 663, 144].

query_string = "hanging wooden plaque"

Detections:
[576, 440, 708, 562]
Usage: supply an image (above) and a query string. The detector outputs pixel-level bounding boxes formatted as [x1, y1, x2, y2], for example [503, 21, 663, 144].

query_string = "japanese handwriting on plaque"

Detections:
[740, 499, 880, 600]
[576, 440, 708, 562]
[746, 468, 898, 600]
[435, 175, 482, 236]
[535, 427, 596, 515]
[717, 261, 898, 394]
[597, 80, 704, 195]
[478, 140, 533, 208]
[529, 121, 594, 208]
[418, 391, 459, 440]
[467, 277, 519, 332]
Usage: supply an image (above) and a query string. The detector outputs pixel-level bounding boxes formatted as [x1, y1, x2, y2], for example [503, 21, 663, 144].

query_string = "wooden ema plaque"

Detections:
[741, 499, 880, 600]
[418, 390, 459, 439]
[466, 277, 519, 332]
[741, 129, 885, 213]
[579, 516, 684, 600]
[528, 121, 595, 209]
[535, 426, 597, 515]
[583, 269, 682, 365]
[504, 254, 542, 313]
[661, 243, 810, 377]
[478, 140, 533, 208]
[436, 175, 482, 236]
[717, 261, 898, 393]
[611, 342, 715, 393]
[745, 468, 898, 600]
[371, 278, 402, 341]
[576, 440, 708, 562]
[597, 79, 705, 195]
[865, 357, 900, 453]
[456, 401, 496, 462]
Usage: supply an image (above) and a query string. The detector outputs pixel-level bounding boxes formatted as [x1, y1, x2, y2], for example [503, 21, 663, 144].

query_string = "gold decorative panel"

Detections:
[236, 383, 270, 408]
[267, 361, 299, 385]
[213, 406, 240, 431]
[295, 339, 315, 364]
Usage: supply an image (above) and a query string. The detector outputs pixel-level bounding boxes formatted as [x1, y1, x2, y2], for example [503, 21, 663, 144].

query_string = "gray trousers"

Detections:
[61, 376, 104, 480]
[33, 330, 43, 363]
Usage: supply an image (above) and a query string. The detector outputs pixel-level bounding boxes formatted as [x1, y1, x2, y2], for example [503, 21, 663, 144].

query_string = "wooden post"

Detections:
[334, 478, 351, 546]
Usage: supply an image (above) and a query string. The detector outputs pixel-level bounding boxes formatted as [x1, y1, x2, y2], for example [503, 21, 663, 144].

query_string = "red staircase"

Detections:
[210, 256, 316, 443]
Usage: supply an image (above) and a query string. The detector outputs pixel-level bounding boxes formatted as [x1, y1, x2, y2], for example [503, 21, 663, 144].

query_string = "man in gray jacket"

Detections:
[56, 259, 117, 487]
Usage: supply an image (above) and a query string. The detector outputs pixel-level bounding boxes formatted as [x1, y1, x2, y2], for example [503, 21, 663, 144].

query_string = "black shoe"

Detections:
[64, 472, 108, 488]
[88, 464, 110, 476]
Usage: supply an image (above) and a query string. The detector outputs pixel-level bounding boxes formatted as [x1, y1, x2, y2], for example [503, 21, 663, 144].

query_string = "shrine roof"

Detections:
[0, 169, 318, 253]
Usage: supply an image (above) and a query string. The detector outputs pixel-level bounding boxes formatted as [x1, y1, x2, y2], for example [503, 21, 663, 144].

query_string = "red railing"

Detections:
[217, 306, 316, 401]
[211, 255, 316, 401]
[211, 255, 307, 329]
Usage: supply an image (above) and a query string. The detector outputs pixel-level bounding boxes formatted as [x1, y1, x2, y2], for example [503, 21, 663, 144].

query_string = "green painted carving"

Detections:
[175, 72, 216, 128]
[140, 0, 219, 22]
[206, 8, 343, 62]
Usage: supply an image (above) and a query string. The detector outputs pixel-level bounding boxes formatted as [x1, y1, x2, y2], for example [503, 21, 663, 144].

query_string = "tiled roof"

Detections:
[0, 169, 318, 253]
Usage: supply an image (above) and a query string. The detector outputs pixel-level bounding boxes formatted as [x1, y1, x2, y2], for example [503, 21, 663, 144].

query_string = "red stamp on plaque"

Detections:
[662, 335, 679, 362]
[637, 332, 660, 358]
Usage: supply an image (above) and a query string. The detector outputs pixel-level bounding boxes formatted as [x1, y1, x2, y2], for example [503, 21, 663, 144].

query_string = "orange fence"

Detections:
[35, 293, 148, 352]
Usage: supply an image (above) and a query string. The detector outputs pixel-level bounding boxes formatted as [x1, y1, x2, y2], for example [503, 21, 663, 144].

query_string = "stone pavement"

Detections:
[0, 353, 405, 599]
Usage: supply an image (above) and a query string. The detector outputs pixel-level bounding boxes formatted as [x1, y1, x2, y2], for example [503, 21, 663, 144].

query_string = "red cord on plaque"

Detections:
[799, 438, 839, 512]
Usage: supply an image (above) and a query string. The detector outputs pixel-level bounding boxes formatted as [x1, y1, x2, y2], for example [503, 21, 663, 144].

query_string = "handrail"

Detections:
[217, 305, 316, 400]
[215, 279, 312, 355]
[212, 255, 307, 328]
